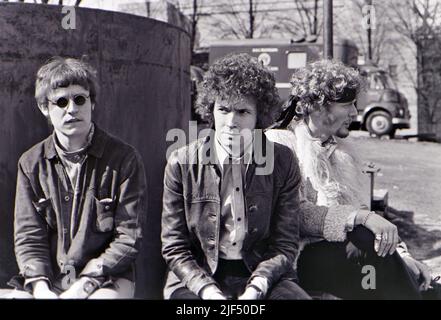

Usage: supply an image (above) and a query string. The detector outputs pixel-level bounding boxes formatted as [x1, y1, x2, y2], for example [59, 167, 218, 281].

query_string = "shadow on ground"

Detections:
[384, 207, 441, 261]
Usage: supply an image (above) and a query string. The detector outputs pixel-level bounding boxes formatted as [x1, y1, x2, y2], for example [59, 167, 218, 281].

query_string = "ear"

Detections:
[91, 103, 95, 111]
[38, 103, 50, 118]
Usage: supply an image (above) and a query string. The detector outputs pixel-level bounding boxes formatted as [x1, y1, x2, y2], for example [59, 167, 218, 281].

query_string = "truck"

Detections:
[207, 38, 410, 138]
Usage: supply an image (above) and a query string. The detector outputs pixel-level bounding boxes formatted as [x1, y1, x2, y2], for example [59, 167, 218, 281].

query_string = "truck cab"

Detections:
[352, 64, 410, 137]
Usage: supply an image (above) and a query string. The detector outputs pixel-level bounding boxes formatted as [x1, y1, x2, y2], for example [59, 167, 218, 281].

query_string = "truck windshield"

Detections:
[369, 71, 397, 90]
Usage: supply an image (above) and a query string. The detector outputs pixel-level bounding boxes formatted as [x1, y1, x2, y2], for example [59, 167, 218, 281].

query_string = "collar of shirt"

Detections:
[53, 123, 95, 164]
[213, 134, 254, 174]
[45, 122, 107, 160]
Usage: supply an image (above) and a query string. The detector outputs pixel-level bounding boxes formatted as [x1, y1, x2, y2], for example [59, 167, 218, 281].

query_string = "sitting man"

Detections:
[8, 57, 147, 299]
[266, 59, 432, 299]
[161, 53, 310, 300]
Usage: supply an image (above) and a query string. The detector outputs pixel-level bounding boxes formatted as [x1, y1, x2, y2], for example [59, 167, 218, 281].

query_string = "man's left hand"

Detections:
[402, 256, 432, 291]
[59, 277, 94, 299]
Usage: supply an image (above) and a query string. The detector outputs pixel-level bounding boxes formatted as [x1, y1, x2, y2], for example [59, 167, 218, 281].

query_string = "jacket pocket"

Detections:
[185, 193, 220, 203]
[94, 197, 116, 233]
[32, 198, 56, 230]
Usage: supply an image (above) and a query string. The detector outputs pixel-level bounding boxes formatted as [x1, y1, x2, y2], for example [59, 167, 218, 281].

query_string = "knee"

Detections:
[88, 288, 119, 299]
[347, 226, 376, 254]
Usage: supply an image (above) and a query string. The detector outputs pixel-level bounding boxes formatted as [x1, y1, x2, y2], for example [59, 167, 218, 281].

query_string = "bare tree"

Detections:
[187, 0, 200, 51]
[1, 0, 82, 5]
[278, 0, 322, 38]
[209, 0, 261, 39]
[174, 0, 200, 49]
[248, 0, 255, 38]
[40, 0, 82, 5]
[386, 0, 441, 137]
[333, 0, 390, 65]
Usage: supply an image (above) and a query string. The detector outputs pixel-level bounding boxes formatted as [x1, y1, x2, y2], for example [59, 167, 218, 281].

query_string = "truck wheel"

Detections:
[366, 111, 393, 137]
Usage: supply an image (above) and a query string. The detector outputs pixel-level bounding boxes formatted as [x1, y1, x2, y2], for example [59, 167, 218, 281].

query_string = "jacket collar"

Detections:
[44, 123, 107, 160]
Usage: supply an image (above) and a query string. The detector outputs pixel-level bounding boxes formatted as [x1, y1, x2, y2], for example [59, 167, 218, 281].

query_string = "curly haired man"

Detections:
[161, 53, 310, 300]
[266, 59, 432, 299]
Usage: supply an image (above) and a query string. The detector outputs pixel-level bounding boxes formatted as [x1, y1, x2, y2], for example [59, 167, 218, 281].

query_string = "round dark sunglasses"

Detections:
[48, 94, 90, 108]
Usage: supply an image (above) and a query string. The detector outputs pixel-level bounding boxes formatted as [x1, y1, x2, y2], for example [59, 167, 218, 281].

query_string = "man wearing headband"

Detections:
[266, 60, 432, 299]
[8, 57, 147, 299]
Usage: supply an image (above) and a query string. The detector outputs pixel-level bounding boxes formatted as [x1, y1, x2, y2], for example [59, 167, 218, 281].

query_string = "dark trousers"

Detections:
[170, 258, 311, 300]
[297, 226, 422, 300]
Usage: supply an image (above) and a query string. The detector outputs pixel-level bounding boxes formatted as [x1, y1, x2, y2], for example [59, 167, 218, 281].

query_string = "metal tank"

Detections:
[0, 2, 191, 298]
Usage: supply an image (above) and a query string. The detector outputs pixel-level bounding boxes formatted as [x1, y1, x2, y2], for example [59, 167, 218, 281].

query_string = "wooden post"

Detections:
[363, 162, 380, 211]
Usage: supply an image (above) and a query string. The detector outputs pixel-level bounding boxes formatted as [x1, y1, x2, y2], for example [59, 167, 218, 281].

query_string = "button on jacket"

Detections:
[161, 133, 302, 298]
[14, 125, 147, 285]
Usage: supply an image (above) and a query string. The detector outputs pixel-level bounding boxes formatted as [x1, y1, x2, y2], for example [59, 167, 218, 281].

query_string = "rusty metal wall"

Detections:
[0, 3, 191, 298]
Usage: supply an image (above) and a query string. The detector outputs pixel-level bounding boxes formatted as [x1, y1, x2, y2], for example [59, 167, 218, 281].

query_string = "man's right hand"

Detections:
[32, 280, 58, 299]
[356, 210, 399, 257]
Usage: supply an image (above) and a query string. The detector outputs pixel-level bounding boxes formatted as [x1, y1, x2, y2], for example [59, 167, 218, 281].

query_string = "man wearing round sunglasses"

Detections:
[8, 57, 147, 299]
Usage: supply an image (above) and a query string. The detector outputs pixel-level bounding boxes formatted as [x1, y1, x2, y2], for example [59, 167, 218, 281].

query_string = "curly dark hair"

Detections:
[195, 53, 280, 129]
[290, 59, 363, 119]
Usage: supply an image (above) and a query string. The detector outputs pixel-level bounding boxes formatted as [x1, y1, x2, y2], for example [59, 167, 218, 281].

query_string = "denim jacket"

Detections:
[161, 134, 302, 298]
[13, 125, 147, 288]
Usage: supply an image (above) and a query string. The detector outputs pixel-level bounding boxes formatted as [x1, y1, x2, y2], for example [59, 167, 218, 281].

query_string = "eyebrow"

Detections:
[49, 91, 88, 98]
[216, 102, 254, 111]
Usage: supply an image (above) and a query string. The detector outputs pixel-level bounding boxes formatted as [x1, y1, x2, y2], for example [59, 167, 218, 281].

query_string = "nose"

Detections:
[349, 103, 358, 117]
[66, 99, 79, 114]
[225, 111, 239, 129]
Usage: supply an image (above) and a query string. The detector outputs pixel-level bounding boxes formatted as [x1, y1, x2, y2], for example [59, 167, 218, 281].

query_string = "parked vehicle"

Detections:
[354, 64, 410, 138]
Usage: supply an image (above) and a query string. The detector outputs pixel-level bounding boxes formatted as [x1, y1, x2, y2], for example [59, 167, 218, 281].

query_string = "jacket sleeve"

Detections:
[80, 150, 147, 278]
[161, 150, 218, 296]
[14, 160, 54, 282]
[299, 180, 357, 242]
[250, 148, 301, 288]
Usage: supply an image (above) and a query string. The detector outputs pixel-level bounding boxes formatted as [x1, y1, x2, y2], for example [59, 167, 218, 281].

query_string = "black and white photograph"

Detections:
[0, 0, 440, 308]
